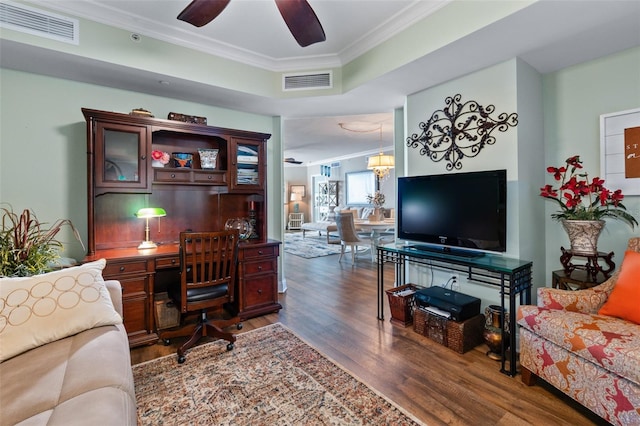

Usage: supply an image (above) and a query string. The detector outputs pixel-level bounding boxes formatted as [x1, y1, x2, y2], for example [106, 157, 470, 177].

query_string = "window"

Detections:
[345, 170, 375, 206]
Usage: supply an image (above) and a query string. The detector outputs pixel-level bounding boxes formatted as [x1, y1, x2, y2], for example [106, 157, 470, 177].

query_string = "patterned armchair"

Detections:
[517, 238, 640, 426]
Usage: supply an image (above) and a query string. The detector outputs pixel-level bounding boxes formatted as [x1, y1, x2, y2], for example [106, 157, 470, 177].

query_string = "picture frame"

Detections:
[600, 107, 640, 195]
[290, 185, 306, 198]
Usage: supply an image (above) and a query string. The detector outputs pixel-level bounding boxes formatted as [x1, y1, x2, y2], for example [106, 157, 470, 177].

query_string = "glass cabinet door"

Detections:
[230, 137, 264, 191]
[95, 122, 148, 191]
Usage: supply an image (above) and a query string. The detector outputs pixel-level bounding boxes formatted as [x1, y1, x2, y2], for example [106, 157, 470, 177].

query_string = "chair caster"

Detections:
[163, 339, 171, 346]
[226, 343, 234, 351]
[178, 355, 186, 364]
[236, 322, 243, 330]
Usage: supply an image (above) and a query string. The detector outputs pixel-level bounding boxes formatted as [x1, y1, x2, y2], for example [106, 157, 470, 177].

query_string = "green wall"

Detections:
[404, 58, 544, 307]
[0, 69, 279, 262]
[542, 46, 640, 273]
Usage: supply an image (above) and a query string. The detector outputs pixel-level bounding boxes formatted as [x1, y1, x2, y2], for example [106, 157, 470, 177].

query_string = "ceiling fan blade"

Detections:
[274, 0, 326, 47]
[178, 0, 231, 27]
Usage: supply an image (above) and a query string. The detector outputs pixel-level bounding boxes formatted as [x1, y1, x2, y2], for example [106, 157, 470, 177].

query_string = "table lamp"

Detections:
[136, 207, 166, 249]
[290, 192, 302, 213]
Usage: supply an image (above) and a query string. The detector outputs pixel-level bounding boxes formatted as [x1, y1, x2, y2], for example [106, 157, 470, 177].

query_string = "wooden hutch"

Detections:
[82, 108, 281, 347]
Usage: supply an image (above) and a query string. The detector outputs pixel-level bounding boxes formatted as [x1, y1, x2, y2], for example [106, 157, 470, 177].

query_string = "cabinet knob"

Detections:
[257, 289, 262, 295]
[171, 174, 176, 178]
[207, 175, 212, 180]
[141, 155, 146, 160]
[119, 266, 125, 272]
[258, 266, 262, 271]
[258, 250, 263, 255]
[171, 259, 176, 264]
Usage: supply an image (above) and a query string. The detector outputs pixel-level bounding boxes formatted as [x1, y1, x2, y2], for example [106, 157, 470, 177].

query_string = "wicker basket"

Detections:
[413, 307, 485, 353]
[385, 284, 418, 327]
[154, 292, 181, 330]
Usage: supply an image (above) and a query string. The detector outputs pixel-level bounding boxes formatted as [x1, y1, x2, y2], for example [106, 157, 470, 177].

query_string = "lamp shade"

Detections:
[135, 207, 167, 218]
[367, 154, 395, 169]
[290, 193, 302, 202]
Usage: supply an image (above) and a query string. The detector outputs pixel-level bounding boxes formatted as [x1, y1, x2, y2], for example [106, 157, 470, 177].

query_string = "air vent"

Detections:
[0, 1, 78, 44]
[282, 71, 332, 91]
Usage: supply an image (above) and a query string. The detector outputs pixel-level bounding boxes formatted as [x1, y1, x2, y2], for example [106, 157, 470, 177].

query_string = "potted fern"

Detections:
[0, 205, 83, 277]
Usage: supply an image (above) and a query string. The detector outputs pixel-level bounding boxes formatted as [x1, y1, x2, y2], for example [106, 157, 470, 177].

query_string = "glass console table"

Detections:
[377, 244, 533, 376]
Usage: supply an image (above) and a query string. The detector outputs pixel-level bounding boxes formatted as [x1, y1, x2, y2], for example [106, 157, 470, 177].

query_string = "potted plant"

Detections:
[366, 191, 385, 221]
[0, 205, 83, 277]
[540, 155, 637, 254]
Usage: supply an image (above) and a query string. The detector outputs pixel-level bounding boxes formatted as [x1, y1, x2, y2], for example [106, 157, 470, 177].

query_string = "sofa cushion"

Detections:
[518, 306, 640, 386]
[0, 323, 136, 425]
[598, 250, 640, 324]
[0, 259, 122, 362]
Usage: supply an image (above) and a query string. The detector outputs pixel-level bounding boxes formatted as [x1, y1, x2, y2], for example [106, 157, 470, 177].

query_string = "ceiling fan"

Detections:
[284, 157, 303, 164]
[177, 0, 326, 47]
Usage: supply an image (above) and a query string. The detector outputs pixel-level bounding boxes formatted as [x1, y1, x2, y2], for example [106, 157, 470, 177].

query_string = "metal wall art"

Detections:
[406, 94, 518, 170]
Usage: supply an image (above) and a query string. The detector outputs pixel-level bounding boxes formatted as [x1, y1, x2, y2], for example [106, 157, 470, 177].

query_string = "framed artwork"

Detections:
[290, 185, 306, 198]
[600, 107, 640, 195]
[345, 170, 375, 205]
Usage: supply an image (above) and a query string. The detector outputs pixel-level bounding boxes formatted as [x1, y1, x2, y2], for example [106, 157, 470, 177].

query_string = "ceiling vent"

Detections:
[282, 71, 332, 91]
[0, 1, 78, 45]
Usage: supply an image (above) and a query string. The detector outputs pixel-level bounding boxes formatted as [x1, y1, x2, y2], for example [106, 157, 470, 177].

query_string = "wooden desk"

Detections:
[86, 239, 281, 347]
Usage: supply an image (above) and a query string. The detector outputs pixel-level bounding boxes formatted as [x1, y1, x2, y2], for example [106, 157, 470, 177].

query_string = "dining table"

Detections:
[355, 218, 395, 261]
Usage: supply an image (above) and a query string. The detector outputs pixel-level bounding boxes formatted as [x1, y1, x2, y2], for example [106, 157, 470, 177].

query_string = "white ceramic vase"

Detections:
[561, 219, 605, 255]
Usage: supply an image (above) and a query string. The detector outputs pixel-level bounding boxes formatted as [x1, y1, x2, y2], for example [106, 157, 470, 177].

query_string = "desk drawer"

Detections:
[119, 275, 147, 296]
[154, 169, 190, 182]
[193, 170, 226, 184]
[243, 276, 276, 309]
[104, 260, 147, 277]
[242, 245, 277, 260]
[242, 259, 275, 275]
[156, 256, 179, 269]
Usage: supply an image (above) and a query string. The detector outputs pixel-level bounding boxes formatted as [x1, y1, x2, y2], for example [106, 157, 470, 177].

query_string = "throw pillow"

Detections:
[0, 259, 122, 362]
[598, 250, 640, 324]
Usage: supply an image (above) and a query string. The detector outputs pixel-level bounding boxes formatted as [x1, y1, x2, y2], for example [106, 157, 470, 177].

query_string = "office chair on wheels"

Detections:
[160, 230, 241, 363]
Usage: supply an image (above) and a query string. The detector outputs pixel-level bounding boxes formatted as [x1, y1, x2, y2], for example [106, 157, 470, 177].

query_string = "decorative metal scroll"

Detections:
[406, 94, 518, 170]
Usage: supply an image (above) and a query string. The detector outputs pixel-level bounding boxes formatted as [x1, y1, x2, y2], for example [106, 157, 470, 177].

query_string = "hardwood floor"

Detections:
[131, 247, 607, 425]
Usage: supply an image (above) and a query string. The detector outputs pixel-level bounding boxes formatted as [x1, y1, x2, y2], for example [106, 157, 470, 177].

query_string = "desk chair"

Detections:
[160, 230, 241, 363]
[335, 211, 372, 264]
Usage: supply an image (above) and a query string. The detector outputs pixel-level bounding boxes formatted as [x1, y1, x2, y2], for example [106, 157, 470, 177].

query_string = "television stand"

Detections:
[377, 245, 532, 377]
[406, 244, 485, 258]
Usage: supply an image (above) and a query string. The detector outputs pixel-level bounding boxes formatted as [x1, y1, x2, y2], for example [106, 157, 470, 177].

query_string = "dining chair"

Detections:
[160, 230, 241, 363]
[335, 211, 372, 264]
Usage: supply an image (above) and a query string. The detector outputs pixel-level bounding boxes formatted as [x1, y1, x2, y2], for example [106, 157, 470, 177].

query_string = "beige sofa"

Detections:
[0, 262, 137, 426]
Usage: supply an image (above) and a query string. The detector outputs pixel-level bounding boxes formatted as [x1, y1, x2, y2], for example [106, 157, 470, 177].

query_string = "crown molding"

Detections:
[30, 0, 450, 73]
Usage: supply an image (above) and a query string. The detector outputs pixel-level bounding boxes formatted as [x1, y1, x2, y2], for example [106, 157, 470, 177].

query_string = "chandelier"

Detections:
[367, 152, 394, 180]
[339, 122, 395, 180]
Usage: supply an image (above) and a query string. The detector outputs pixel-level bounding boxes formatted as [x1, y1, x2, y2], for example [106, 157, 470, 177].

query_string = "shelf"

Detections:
[377, 244, 532, 377]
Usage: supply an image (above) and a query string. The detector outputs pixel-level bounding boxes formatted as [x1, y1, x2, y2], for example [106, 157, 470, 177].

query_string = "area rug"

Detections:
[283, 231, 343, 258]
[133, 323, 423, 425]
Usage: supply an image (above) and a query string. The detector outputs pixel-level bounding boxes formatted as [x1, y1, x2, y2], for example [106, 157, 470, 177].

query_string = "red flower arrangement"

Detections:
[151, 150, 170, 165]
[540, 155, 637, 228]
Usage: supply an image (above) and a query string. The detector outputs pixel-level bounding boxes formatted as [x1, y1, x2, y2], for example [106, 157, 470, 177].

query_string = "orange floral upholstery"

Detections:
[518, 237, 640, 426]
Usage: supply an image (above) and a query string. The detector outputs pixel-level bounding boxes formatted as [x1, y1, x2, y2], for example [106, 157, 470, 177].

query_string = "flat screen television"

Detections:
[397, 169, 507, 256]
